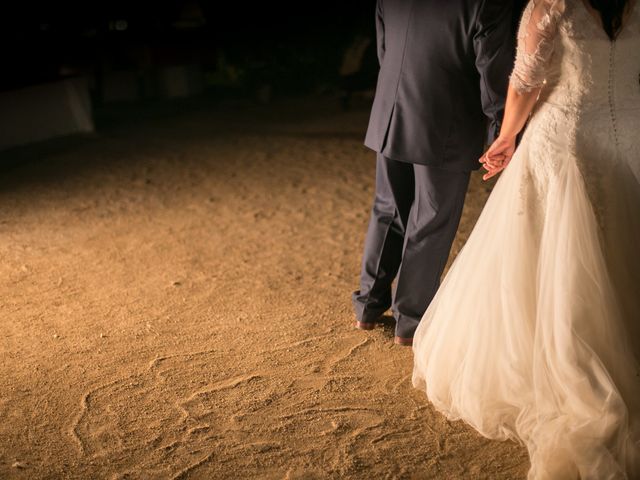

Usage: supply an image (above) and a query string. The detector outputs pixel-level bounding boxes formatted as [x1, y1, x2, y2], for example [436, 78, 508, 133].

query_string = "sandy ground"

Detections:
[0, 97, 529, 479]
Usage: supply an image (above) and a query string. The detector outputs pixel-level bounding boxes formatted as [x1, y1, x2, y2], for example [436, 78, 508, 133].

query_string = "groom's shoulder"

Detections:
[379, 0, 518, 30]
[403, 0, 511, 19]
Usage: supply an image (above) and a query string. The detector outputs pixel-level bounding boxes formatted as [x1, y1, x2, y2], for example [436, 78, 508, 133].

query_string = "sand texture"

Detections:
[0, 98, 529, 479]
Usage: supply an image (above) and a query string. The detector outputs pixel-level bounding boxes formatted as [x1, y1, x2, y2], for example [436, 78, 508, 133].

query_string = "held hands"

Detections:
[479, 135, 516, 181]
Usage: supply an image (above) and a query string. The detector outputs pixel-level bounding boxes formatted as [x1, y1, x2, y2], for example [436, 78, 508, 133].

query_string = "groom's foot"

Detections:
[394, 336, 413, 347]
[354, 320, 377, 330]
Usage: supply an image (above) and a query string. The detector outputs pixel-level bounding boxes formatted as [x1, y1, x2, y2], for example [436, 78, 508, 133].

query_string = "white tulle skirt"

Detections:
[412, 106, 640, 480]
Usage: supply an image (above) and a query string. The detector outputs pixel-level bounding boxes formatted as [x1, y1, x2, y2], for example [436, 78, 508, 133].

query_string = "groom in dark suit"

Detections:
[353, 0, 521, 345]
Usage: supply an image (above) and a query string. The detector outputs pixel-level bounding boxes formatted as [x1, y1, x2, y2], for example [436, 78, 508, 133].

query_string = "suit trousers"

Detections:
[352, 154, 471, 338]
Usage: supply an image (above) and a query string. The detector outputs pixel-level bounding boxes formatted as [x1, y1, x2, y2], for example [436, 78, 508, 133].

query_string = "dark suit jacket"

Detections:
[364, 0, 520, 171]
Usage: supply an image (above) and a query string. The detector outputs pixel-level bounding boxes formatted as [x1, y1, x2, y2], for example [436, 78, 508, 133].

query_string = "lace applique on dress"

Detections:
[510, 0, 566, 93]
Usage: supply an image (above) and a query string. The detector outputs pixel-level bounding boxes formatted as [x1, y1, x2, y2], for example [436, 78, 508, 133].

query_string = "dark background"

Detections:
[1, 0, 379, 100]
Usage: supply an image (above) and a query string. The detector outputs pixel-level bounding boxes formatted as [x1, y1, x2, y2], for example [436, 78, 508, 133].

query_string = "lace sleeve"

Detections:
[510, 0, 565, 94]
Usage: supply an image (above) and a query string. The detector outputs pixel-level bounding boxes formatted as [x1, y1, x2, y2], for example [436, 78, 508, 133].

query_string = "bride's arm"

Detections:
[480, 86, 540, 180]
[499, 84, 541, 140]
[481, 0, 565, 180]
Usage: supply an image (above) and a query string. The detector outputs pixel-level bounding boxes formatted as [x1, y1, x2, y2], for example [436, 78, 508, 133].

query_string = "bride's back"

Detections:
[527, 0, 640, 184]
[540, 0, 640, 115]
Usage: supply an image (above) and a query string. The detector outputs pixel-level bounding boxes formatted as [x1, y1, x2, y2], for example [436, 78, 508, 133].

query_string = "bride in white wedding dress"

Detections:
[411, 0, 640, 478]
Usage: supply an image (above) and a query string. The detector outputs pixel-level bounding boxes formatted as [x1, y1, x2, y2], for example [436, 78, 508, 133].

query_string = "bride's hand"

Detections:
[479, 135, 516, 181]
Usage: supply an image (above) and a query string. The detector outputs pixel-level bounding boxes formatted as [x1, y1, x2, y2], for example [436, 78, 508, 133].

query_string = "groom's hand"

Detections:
[479, 135, 516, 181]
